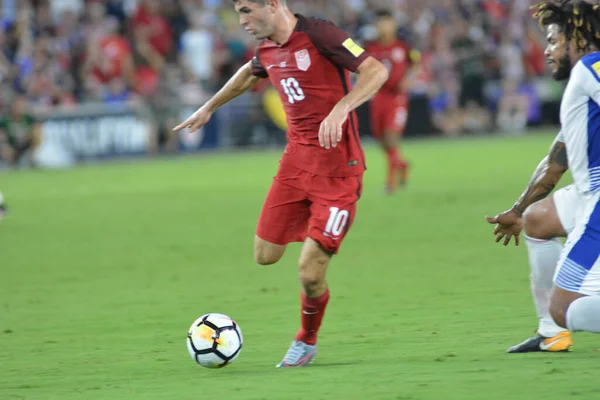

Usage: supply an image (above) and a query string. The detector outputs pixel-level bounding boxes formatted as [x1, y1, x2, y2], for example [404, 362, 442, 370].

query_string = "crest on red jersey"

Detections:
[392, 48, 406, 63]
[295, 49, 311, 71]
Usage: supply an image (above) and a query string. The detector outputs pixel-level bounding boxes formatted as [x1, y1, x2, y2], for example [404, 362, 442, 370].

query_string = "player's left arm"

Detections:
[320, 57, 388, 149]
[321, 56, 388, 129]
[307, 21, 389, 149]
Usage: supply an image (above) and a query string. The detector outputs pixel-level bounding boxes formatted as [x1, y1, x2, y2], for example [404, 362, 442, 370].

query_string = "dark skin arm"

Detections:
[485, 138, 569, 246]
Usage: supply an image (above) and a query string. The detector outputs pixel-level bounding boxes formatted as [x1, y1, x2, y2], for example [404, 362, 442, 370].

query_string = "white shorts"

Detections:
[553, 184, 584, 234]
[554, 190, 600, 295]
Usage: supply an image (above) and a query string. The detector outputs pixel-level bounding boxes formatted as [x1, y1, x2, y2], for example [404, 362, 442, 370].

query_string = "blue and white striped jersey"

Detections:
[559, 52, 600, 194]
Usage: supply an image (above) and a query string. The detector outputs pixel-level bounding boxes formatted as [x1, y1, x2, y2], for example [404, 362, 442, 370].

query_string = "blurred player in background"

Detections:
[0, 96, 37, 166]
[174, 0, 388, 367]
[365, 10, 420, 193]
[487, 0, 600, 352]
[0, 190, 6, 222]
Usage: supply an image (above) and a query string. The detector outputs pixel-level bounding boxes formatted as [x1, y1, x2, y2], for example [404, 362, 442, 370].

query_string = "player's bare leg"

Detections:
[298, 237, 330, 298]
[507, 196, 573, 353]
[277, 237, 330, 367]
[550, 218, 600, 334]
[381, 131, 408, 193]
[254, 235, 286, 265]
[552, 287, 600, 333]
[523, 196, 566, 239]
[549, 287, 585, 329]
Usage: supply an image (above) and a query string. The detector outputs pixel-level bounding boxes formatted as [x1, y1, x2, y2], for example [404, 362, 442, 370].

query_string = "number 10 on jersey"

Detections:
[280, 78, 305, 104]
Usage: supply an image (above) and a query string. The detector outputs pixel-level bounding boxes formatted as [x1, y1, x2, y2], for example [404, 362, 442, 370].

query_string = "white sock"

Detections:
[524, 235, 566, 337]
[566, 296, 600, 333]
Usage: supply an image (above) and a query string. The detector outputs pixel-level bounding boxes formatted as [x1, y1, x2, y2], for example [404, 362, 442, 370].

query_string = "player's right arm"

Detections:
[512, 138, 569, 216]
[400, 48, 422, 92]
[485, 135, 569, 246]
[173, 61, 263, 132]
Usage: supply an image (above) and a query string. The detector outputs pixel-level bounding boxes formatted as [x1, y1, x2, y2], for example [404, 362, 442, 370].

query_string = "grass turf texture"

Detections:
[1, 131, 598, 400]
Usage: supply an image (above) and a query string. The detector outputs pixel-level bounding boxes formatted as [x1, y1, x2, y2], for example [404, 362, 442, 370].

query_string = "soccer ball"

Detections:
[186, 313, 243, 368]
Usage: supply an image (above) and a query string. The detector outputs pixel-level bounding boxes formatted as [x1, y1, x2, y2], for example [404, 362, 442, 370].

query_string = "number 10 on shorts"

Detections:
[325, 207, 349, 237]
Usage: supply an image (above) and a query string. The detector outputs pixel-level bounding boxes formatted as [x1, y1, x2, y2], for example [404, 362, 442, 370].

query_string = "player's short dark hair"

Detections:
[532, 0, 600, 52]
[232, 0, 266, 4]
[231, 0, 287, 5]
[375, 10, 394, 19]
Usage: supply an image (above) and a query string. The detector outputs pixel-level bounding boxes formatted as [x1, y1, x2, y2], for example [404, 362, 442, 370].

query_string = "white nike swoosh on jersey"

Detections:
[302, 310, 318, 315]
[539, 337, 566, 350]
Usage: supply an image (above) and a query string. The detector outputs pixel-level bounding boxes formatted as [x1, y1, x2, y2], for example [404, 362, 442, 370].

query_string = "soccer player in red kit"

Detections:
[365, 10, 420, 193]
[174, 0, 388, 367]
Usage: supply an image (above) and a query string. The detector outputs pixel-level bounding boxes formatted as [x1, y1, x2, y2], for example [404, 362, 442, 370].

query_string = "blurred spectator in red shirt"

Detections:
[131, 0, 173, 58]
[523, 26, 546, 78]
[82, 16, 134, 100]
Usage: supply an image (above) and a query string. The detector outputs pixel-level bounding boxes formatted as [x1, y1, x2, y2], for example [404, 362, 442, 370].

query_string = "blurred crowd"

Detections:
[0, 0, 560, 164]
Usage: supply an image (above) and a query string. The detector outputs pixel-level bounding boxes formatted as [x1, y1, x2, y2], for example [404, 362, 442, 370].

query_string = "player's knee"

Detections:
[299, 266, 326, 295]
[523, 204, 548, 239]
[254, 248, 282, 266]
[298, 254, 329, 294]
[298, 260, 326, 283]
[382, 133, 397, 149]
[253, 238, 284, 266]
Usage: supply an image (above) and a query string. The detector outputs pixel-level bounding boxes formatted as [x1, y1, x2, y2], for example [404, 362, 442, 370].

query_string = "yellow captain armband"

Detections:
[592, 61, 600, 78]
[409, 49, 421, 63]
[342, 38, 365, 57]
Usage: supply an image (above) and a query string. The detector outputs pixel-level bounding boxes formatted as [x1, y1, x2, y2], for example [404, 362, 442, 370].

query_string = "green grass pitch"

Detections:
[1, 131, 599, 400]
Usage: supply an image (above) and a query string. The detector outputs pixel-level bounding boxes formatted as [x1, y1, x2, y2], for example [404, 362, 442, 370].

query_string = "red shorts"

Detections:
[370, 94, 409, 138]
[256, 164, 363, 254]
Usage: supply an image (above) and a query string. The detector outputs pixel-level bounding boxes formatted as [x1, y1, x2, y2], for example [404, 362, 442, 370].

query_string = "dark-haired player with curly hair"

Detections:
[487, 0, 600, 353]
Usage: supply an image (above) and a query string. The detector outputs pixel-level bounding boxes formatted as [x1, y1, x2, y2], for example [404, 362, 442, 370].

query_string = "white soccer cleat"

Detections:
[276, 340, 317, 368]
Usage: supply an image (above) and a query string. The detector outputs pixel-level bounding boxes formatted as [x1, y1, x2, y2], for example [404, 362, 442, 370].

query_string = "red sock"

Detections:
[295, 290, 330, 345]
[386, 148, 400, 187]
[386, 147, 400, 164]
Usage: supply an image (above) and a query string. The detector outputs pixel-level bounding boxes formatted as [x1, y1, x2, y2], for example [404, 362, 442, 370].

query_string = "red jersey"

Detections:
[365, 39, 418, 97]
[251, 15, 369, 178]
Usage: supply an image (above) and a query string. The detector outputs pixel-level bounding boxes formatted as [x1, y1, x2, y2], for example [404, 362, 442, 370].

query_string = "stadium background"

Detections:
[0, 0, 564, 167]
[4, 2, 596, 400]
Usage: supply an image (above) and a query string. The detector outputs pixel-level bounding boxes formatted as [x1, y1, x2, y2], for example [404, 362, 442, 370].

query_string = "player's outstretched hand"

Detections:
[173, 107, 213, 132]
[319, 105, 349, 150]
[485, 209, 523, 246]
